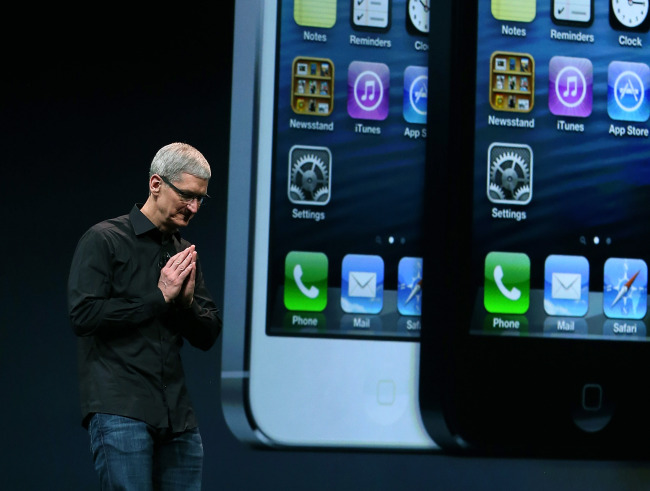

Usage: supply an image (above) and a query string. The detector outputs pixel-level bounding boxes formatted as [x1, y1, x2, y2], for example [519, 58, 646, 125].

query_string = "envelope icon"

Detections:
[552, 272, 581, 300]
[348, 271, 377, 298]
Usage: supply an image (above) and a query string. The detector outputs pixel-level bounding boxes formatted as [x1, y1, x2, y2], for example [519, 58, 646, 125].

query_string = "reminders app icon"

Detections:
[341, 254, 384, 314]
[544, 254, 589, 317]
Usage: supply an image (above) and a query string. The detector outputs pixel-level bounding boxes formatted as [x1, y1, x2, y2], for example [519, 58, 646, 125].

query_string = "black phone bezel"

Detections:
[419, 0, 650, 459]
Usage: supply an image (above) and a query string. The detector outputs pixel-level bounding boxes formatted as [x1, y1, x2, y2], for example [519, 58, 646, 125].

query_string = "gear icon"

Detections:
[289, 184, 305, 202]
[487, 144, 532, 205]
[288, 146, 332, 205]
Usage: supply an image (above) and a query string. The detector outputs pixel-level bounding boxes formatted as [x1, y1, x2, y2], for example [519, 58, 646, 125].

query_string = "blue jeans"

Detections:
[88, 413, 203, 491]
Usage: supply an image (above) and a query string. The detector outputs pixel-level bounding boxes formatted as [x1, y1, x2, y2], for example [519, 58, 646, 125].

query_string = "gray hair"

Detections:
[149, 142, 211, 182]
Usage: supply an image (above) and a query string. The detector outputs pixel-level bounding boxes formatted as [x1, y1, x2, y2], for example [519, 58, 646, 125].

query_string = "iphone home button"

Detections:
[364, 377, 408, 425]
[572, 383, 614, 433]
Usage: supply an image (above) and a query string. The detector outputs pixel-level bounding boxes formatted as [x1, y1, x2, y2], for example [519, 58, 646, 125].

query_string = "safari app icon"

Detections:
[603, 257, 647, 319]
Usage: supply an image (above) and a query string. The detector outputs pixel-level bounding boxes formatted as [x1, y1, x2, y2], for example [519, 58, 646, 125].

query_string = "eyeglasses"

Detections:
[160, 175, 209, 206]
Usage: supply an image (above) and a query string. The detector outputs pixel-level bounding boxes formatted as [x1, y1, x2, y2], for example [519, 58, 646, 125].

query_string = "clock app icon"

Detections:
[610, 0, 650, 32]
[406, 0, 429, 35]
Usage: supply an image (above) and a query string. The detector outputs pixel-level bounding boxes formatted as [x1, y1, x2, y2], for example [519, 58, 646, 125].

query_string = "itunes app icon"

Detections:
[548, 56, 593, 118]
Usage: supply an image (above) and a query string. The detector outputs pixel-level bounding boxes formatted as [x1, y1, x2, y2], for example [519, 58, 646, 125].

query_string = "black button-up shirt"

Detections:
[67, 205, 222, 430]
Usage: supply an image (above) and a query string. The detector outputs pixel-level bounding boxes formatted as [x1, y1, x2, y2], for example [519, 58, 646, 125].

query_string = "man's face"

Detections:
[157, 172, 209, 230]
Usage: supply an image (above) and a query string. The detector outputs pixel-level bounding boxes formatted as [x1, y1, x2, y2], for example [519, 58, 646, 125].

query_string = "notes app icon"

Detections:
[491, 0, 536, 22]
[294, 0, 336, 28]
[549, 56, 593, 118]
[348, 61, 390, 120]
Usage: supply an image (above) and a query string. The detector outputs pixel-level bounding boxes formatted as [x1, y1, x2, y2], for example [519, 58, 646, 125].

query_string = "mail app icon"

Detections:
[552, 272, 581, 300]
[348, 271, 377, 298]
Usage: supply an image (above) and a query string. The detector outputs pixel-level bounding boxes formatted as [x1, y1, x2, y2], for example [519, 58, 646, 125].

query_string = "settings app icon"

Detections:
[288, 145, 332, 206]
[487, 142, 533, 205]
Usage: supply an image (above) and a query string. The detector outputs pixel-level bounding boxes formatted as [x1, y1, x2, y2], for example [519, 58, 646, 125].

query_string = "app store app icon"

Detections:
[607, 61, 650, 122]
[403, 66, 428, 124]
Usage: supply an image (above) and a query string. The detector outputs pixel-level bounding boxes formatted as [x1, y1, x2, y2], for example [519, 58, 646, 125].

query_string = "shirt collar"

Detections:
[130, 204, 181, 242]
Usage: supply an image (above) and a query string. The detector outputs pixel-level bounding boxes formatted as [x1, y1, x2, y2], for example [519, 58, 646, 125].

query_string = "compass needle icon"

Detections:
[611, 270, 640, 307]
[604, 258, 647, 319]
[405, 279, 422, 305]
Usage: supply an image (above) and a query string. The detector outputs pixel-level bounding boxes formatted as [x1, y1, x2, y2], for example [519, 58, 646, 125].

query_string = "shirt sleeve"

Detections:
[173, 258, 223, 350]
[67, 227, 168, 337]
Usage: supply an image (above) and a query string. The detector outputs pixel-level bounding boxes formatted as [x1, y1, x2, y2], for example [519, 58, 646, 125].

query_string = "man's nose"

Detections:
[186, 199, 200, 213]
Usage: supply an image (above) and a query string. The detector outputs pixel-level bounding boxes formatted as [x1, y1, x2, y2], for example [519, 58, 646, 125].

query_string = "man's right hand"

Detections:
[158, 245, 195, 303]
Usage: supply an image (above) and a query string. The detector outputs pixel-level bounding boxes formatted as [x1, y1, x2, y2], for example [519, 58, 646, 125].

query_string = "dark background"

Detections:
[1, 3, 649, 489]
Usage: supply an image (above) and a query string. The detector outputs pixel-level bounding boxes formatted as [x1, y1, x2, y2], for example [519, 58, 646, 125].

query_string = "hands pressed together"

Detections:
[158, 245, 197, 308]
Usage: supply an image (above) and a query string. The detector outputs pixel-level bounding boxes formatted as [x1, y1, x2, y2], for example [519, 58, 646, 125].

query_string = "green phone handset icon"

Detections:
[484, 252, 530, 314]
[293, 263, 319, 299]
[284, 251, 328, 312]
[493, 264, 521, 301]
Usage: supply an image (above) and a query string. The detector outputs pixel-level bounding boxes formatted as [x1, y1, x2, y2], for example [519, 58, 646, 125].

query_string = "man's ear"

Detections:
[149, 174, 163, 196]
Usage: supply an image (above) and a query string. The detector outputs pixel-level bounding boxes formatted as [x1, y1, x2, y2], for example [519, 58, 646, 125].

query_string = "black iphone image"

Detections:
[420, 0, 650, 457]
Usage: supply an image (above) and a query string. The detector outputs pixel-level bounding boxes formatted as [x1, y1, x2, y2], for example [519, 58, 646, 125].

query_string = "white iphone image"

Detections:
[222, 0, 439, 449]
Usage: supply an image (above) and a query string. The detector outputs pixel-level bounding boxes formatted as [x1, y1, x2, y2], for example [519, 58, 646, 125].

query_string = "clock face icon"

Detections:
[406, 0, 429, 35]
[610, 0, 650, 32]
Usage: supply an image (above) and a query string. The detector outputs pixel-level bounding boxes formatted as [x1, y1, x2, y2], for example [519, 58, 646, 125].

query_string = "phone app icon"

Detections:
[489, 52, 534, 113]
[491, 0, 536, 22]
[603, 257, 648, 320]
[484, 252, 530, 314]
[487, 142, 533, 206]
[607, 61, 650, 122]
[397, 257, 422, 316]
[294, 0, 337, 28]
[288, 145, 331, 205]
[347, 61, 390, 120]
[341, 254, 384, 314]
[403, 66, 428, 124]
[549, 56, 593, 118]
[292, 57, 334, 116]
[552, 0, 593, 26]
[544, 255, 590, 317]
[609, 0, 650, 32]
[351, 0, 391, 31]
[284, 251, 328, 312]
